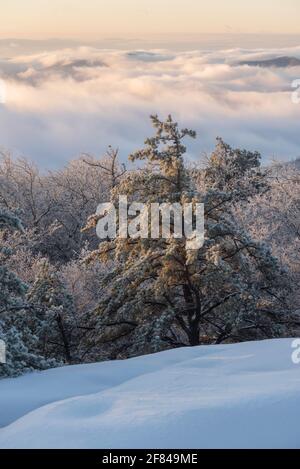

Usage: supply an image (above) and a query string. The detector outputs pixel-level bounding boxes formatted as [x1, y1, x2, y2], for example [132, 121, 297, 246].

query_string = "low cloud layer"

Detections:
[0, 45, 300, 167]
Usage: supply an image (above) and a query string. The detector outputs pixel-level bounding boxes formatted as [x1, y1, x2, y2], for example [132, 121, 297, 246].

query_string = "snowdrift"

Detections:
[0, 339, 299, 449]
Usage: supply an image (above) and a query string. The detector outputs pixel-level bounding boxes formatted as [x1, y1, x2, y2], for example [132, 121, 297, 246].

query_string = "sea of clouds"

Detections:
[0, 44, 300, 167]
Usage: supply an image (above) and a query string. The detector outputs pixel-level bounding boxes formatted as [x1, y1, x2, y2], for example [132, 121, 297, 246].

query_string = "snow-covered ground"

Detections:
[0, 339, 299, 449]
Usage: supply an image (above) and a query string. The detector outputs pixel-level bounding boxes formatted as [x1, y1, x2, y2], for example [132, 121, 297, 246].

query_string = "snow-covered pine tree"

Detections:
[202, 137, 268, 198]
[27, 259, 75, 363]
[0, 209, 56, 377]
[83, 116, 289, 359]
[0, 210, 27, 314]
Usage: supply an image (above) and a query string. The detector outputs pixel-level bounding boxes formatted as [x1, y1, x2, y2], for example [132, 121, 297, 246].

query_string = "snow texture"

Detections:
[0, 339, 299, 448]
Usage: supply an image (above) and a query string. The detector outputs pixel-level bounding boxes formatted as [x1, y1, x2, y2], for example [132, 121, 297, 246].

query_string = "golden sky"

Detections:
[1, 0, 300, 38]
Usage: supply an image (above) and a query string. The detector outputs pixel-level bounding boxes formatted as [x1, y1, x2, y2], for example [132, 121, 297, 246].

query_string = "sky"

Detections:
[1, 0, 300, 38]
[0, 2, 300, 168]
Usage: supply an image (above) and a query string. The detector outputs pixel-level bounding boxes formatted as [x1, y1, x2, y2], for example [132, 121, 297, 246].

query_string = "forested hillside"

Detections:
[0, 116, 299, 377]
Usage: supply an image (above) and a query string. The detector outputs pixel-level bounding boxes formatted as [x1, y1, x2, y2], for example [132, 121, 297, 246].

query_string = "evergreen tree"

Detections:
[27, 260, 75, 363]
[83, 116, 289, 359]
[203, 137, 268, 197]
[0, 209, 56, 377]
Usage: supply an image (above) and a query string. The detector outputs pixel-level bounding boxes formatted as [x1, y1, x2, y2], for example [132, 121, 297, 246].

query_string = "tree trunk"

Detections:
[56, 313, 72, 363]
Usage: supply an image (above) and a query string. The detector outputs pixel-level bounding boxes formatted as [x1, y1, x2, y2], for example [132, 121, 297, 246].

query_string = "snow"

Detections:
[0, 339, 299, 449]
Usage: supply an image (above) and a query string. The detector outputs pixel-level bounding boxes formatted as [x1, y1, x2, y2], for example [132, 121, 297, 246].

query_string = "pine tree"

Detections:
[195, 137, 269, 203]
[83, 116, 289, 359]
[27, 260, 75, 363]
[0, 209, 56, 377]
[0, 210, 27, 315]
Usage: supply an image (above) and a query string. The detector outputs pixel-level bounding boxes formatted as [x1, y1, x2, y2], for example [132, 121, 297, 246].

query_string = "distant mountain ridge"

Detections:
[239, 56, 300, 68]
